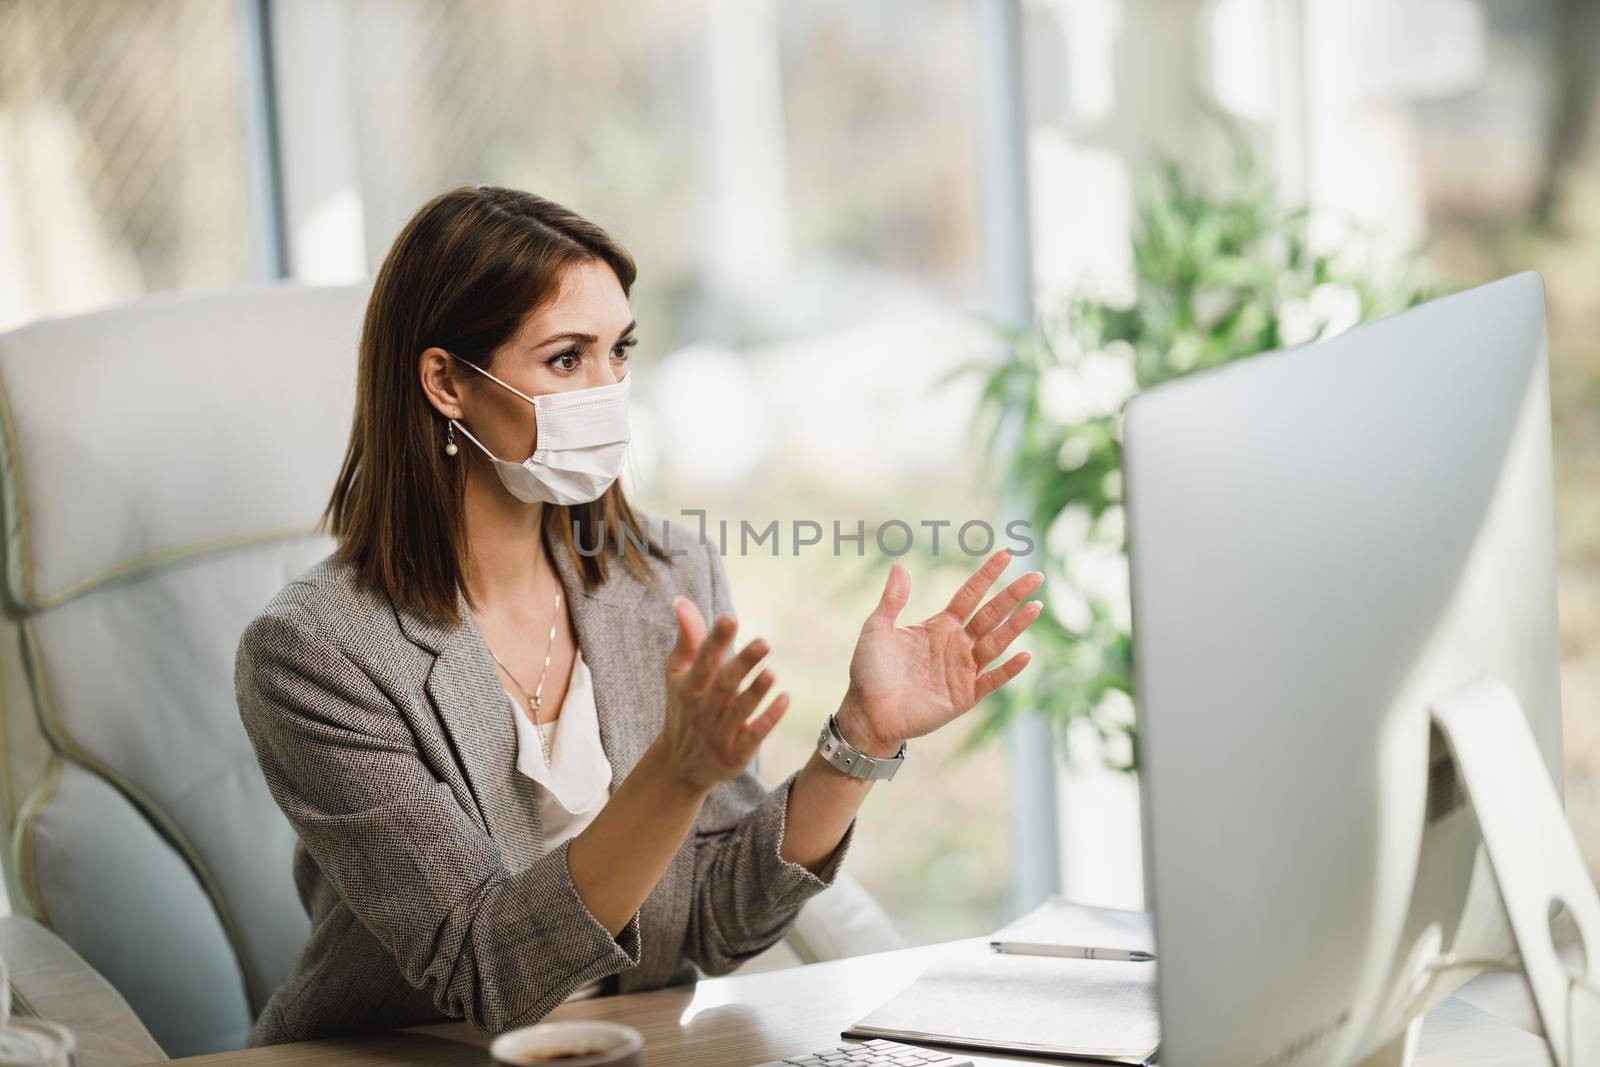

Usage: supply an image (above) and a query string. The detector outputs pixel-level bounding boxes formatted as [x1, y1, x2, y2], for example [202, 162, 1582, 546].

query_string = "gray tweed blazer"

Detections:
[234, 515, 853, 1046]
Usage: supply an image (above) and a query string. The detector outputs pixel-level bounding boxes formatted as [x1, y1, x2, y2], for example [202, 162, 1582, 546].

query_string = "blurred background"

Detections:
[2, 0, 1599, 948]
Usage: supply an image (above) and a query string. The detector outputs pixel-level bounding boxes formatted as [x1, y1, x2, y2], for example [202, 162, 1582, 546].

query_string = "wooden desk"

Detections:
[152, 940, 1552, 1067]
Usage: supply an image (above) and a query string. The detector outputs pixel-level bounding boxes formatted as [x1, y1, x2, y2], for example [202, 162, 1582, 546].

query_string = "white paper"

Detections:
[847, 937, 1160, 1063]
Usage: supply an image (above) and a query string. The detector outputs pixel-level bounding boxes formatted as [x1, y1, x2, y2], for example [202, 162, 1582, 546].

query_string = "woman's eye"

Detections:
[613, 338, 638, 360]
[548, 350, 581, 371]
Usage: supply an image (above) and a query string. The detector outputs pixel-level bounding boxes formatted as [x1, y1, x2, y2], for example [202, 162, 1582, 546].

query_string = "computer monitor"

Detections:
[1122, 271, 1563, 1066]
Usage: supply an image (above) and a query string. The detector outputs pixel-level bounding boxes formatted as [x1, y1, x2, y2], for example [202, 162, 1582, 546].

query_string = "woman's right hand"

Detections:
[653, 596, 789, 792]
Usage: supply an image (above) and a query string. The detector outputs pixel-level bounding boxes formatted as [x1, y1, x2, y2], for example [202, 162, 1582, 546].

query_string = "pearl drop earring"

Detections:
[444, 420, 459, 457]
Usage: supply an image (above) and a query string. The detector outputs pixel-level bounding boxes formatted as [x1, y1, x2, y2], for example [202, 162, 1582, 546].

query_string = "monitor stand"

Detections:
[1362, 677, 1600, 1067]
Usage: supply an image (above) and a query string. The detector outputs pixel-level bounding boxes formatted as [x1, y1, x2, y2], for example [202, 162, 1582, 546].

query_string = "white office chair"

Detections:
[0, 284, 901, 1063]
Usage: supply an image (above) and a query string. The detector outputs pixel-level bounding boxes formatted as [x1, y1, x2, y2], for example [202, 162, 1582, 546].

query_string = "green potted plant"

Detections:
[957, 137, 1441, 770]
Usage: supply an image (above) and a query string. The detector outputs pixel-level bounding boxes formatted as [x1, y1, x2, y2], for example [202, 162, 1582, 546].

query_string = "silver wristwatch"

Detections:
[816, 713, 907, 781]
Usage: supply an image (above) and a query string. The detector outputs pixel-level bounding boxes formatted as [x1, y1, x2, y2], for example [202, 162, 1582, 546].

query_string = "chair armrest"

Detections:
[782, 871, 904, 964]
[0, 915, 166, 1066]
[743, 872, 906, 974]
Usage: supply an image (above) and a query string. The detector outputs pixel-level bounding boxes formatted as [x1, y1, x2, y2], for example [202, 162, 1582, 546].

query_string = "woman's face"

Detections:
[439, 258, 635, 463]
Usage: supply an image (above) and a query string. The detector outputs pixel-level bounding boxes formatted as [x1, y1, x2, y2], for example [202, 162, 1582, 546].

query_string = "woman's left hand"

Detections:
[834, 550, 1044, 757]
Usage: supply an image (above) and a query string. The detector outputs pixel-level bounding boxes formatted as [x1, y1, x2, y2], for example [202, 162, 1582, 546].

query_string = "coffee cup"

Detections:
[489, 1020, 643, 1067]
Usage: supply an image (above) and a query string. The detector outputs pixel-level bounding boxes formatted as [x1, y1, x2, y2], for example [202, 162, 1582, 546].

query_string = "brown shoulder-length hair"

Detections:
[321, 185, 662, 628]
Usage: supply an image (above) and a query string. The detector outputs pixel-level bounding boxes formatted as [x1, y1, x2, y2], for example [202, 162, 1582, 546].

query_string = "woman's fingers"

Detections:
[682, 613, 738, 694]
[965, 570, 1044, 638]
[943, 549, 1012, 623]
[727, 666, 777, 725]
[972, 598, 1044, 666]
[974, 651, 1031, 702]
[666, 596, 707, 676]
[704, 636, 770, 717]
[867, 563, 911, 627]
[732, 691, 790, 763]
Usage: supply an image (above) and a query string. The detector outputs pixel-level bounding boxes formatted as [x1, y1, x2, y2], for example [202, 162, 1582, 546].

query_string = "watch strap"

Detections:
[817, 713, 906, 781]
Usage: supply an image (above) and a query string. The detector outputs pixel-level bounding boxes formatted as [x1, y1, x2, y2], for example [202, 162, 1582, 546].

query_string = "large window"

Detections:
[16, 0, 1598, 946]
[1022, 0, 1600, 895]
[1, 0, 1028, 943]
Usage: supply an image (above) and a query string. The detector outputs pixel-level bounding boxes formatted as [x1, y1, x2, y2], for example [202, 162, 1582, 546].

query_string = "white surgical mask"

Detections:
[448, 354, 631, 506]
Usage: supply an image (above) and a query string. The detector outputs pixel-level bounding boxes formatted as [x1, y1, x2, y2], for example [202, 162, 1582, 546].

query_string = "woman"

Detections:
[234, 185, 1043, 1046]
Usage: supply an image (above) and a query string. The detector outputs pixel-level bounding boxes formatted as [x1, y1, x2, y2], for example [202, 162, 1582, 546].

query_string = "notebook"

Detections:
[843, 900, 1161, 1064]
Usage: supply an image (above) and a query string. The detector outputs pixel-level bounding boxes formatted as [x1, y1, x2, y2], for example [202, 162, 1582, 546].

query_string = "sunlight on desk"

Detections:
[679, 975, 737, 1026]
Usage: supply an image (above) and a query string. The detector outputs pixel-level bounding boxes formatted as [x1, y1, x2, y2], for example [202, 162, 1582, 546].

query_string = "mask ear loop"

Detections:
[447, 416, 502, 462]
[444, 350, 542, 463]
[446, 350, 543, 407]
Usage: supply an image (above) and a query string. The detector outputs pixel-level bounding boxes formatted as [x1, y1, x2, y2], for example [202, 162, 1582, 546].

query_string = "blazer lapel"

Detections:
[547, 526, 679, 796]
[394, 589, 545, 871]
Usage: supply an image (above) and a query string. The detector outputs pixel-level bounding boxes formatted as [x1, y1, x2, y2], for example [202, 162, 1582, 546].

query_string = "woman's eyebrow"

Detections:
[532, 320, 637, 349]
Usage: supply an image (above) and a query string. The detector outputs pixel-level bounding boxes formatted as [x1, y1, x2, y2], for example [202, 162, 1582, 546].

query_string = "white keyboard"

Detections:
[754, 1037, 975, 1066]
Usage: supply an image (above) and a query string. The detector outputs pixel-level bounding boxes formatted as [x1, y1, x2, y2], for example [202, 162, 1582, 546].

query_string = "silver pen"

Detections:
[989, 940, 1156, 962]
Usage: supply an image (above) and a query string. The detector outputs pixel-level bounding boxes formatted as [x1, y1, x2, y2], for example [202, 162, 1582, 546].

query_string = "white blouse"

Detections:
[503, 648, 615, 1002]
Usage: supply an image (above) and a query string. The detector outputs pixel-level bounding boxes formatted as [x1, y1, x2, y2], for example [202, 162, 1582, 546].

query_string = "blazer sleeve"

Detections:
[681, 543, 856, 975]
[234, 604, 643, 1034]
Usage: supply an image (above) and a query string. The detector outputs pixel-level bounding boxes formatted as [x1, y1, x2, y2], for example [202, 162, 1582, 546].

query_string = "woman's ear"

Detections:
[418, 346, 465, 419]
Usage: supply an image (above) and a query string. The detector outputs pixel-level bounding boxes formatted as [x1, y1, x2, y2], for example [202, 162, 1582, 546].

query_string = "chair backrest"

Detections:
[0, 284, 367, 1057]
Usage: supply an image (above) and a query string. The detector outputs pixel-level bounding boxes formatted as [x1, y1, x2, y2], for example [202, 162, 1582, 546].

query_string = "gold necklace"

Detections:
[487, 589, 564, 767]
